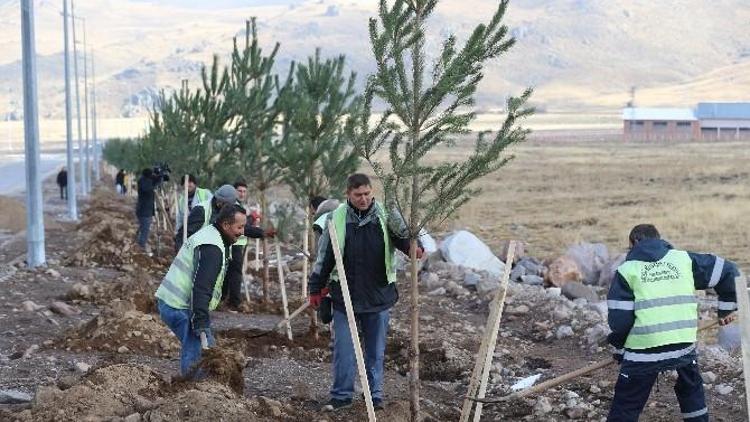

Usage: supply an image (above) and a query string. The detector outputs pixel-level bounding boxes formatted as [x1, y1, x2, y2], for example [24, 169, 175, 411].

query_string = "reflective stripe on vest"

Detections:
[618, 249, 697, 349]
[313, 213, 329, 232]
[330, 202, 396, 284]
[156, 225, 228, 310]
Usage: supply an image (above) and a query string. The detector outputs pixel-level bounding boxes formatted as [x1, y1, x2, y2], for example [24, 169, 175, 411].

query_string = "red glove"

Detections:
[250, 210, 262, 226]
[309, 287, 330, 309]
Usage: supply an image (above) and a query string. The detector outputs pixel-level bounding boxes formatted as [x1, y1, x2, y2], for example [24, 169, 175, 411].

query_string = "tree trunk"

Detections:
[260, 188, 270, 304]
[303, 207, 319, 339]
[409, 237, 420, 421]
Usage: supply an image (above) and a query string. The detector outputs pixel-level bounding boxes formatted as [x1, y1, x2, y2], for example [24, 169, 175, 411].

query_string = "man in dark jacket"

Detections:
[606, 224, 738, 422]
[135, 168, 161, 250]
[56, 167, 68, 200]
[155, 205, 247, 376]
[178, 184, 274, 308]
[308, 173, 422, 411]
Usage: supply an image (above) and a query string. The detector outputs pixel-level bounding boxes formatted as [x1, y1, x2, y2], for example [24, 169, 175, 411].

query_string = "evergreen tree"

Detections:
[354, 1, 533, 419]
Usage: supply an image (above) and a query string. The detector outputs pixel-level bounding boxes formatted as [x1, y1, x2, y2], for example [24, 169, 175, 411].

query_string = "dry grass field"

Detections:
[427, 138, 750, 269]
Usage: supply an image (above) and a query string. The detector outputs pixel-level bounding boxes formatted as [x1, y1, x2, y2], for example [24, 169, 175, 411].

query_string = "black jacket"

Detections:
[56, 170, 67, 187]
[308, 201, 410, 314]
[135, 175, 160, 218]
[190, 223, 233, 331]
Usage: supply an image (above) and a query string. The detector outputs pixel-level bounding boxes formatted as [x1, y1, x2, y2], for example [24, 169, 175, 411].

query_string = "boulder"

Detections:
[718, 324, 741, 352]
[598, 253, 626, 286]
[418, 230, 438, 255]
[0, 389, 32, 404]
[498, 240, 525, 264]
[556, 325, 574, 339]
[561, 282, 598, 302]
[566, 242, 610, 285]
[517, 256, 544, 276]
[544, 256, 582, 287]
[521, 275, 544, 285]
[510, 265, 526, 282]
[463, 271, 482, 287]
[49, 301, 80, 317]
[440, 230, 505, 278]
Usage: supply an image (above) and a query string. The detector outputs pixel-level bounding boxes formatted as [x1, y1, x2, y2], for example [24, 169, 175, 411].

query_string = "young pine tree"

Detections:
[355, 1, 533, 419]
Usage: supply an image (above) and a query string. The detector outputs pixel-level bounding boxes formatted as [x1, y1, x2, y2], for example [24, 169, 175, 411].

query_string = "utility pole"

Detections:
[80, 18, 90, 194]
[70, 0, 86, 196]
[91, 48, 99, 181]
[20, 0, 46, 267]
[62, 0, 77, 220]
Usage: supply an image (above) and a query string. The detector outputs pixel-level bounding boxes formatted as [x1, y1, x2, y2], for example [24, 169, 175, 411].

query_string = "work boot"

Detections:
[322, 398, 352, 412]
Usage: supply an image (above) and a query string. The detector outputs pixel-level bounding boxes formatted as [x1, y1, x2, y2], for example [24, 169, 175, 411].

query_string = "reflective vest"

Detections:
[178, 187, 212, 217]
[618, 249, 697, 349]
[330, 202, 396, 284]
[156, 225, 228, 310]
[313, 212, 330, 232]
[195, 199, 248, 247]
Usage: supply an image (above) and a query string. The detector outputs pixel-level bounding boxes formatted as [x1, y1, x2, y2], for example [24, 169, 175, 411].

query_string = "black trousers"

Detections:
[222, 244, 245, 308]
[59, 185, 67, 200]
[608, 360, 708, 422]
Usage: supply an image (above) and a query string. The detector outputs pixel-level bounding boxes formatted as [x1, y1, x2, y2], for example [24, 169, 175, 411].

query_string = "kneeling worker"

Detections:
[155, 205, 247, 376]
[607, 224, 738, 422]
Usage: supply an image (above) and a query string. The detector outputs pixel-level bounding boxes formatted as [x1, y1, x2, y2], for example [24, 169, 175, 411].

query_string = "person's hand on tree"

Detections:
[719, 312, 737, 326]
[411, 244, 424, 260]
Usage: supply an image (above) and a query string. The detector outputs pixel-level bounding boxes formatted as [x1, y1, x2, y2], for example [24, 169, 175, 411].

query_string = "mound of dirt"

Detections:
[387, 336, 472, 382]
[65, 189, 173, 271]
[145, 383, 263, 421]
[66, 271, 159, 314]
[188, 347, 246, 395]
[0, 195, 26, 233]
[13, 364, 165, 421]
[218, 328, 330, 360]
[58, 299, 178, 357]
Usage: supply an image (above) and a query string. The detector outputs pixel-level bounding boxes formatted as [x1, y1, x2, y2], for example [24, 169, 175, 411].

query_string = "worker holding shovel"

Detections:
[155, 205, 247, 377]
[606, 224, 738, 422]
[308, 173, 422, 411]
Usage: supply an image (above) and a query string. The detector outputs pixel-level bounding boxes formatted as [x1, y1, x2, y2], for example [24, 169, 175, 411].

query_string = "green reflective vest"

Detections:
[618, 249, 697, 349]
[330, 202, 396, 284]
[156, 225, 228, 310]
[313, 212, 330, 232]
[178, 187, 212, 216]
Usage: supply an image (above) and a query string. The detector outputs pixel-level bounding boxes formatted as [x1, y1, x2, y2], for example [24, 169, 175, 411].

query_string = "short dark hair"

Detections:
[629, 224, 660, 245]
[216, 204, 245, 226]
[233, 179, 248, 189]
[347, 173, 371, 191]
[142, 168, 153, 177]
[184, 174, 197, 184]
[310, 196, 326, 210]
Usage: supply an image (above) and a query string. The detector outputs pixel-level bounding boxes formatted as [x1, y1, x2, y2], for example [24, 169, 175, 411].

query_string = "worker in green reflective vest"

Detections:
[174, 174, 212, 243]
[155, 204, 247, 377]
[606, 224, 738, 422]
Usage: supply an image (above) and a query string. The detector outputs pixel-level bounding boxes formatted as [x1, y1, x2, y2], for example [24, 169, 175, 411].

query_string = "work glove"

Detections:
[309, 287, 330, 309]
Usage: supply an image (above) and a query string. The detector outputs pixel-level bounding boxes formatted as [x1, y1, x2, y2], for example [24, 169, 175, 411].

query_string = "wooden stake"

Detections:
[302, 208, 310, 299]
[242, 245, 252, 304]
[200, 332, 209, 350]
[276, 240, 292, 340]
[182, 175, 189, 244]
[275, 302, 310, 331]
[473, 319, 722, 404]
[328, 223, 377, 422]
[734, 274, 750, 419]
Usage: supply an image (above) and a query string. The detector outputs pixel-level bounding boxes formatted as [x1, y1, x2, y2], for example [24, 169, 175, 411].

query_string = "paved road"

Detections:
[0, 153, 67, 195]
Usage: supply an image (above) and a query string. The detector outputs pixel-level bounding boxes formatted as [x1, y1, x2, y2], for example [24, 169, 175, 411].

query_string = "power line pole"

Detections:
[80, 17, 90, 194]
[20, 0, 46, 267]
[91, 48, 99, 181]
[62, 0, 77, 220]
[70, 0, 86, 197]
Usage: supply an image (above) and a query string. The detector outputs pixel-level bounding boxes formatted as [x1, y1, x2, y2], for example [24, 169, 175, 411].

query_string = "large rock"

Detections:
[566, 242, 610, 285]
[419, 230, 438, 255]
[718, 324, 741, 352]
[544, 256, 582, 287]
[440, 231, 505, 278]
[498, 240, 525, 264]
[561, 282, 599, 302]
[517, 256, 544, 276]
[0, 389, 32, 404]
[597, 253, 626, 286]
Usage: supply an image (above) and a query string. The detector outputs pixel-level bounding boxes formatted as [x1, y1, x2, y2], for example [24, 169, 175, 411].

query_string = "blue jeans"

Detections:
[608, 360, 707, 421]
[331, 308, 390, 401]
[136, 216, 152, 248]
[157, 299, 215, 376]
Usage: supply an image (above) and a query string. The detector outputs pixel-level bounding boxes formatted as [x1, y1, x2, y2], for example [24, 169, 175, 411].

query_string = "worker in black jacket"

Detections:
[177, 184, 274, 308]
[606, 224, 738, 422]
[308, 173, 422, 411]
[135, 168, 162, 251]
